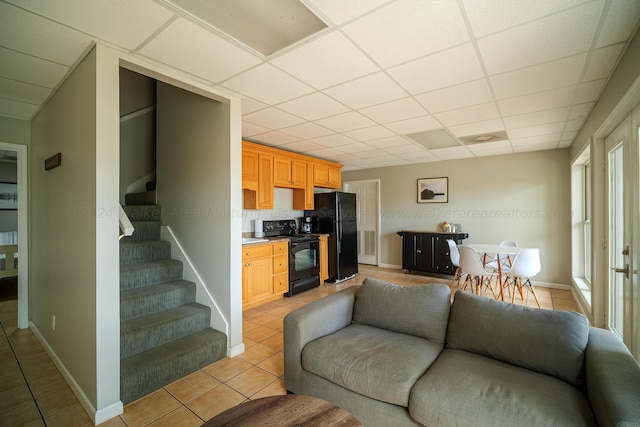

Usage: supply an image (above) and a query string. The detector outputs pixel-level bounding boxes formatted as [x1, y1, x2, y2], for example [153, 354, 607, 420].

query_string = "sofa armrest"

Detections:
[283, 286, 359, 393]
[586, 326, 640, 426]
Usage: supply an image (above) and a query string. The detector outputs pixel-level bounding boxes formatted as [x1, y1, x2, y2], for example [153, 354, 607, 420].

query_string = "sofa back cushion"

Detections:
[352, 278, 451, 345]
[447, 291, 589, 388]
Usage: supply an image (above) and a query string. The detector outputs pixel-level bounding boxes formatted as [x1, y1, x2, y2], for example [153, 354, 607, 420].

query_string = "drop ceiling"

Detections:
[1, 0, 639, 171]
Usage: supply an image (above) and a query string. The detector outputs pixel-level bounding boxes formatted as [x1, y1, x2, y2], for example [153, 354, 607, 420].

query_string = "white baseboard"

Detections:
[377, 263, 402, 269]
[29, 322, 123, 425]
[228, 343, 245, 358]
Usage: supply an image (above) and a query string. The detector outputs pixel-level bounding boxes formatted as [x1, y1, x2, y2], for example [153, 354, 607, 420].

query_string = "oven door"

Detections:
[289, 240, 320, 282]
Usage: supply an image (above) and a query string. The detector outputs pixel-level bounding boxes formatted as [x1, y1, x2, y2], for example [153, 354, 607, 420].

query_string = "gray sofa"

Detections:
[283, 278, 640, 427]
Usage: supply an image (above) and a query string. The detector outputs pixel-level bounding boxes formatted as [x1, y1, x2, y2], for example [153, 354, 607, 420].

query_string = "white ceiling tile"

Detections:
[140, 18, 261, 83]
[508, 123, 565, 139]
[569, 102, 594, 120]
[397, 150, 438, 161]
[324, 72, 406, 109]
[504, 107, 570, 129]
[353, 149, 386, 158]
[510, 134, 562, 146]
[557, 139, 574, 148]
[222, 63, 314, 105]
[490, 54, 586, 99]
[575, 79, 606, 103]
[242, 97, 268, 115]
[466, 140, 513, 152]
[384, 115, 440, 134]
[377, 158, 412, 166]
[243, 107, 305, 129]
[0, 47, 68, 88]
[308, 0, 390, 25]
[595, 0, 640, 48]
[305, 147, 348, 158]
[360, 97, 427, 123]
[0, 2, 92, 66]
[328, 153, 360, 162]
[311, 133, 358, 148]
[388, 44, 484, 95]
[280, 122, 334, 139]
[583, 44, 624, 81]
[562, 130, 579, 141]
[242, 121, 271, 137]
[564, 118, 585, 132]
[366, 136, 411, 149]
[11, 0, 174, 50]
[337, 142, 378, 153]
[382, 144, 424, 154]
[277, 92, 350, 120]
[477, 1, 602, 75]
[462, 0, 589, 38]
[415, 79, 493, 114]
[513, 142, 558, 152]
[278, 140, 327, 153]
[0, 77, 51, 104]
[251, 131, 300, 145]
[448, 119, 505, 137]
[344, 125, 395, 141]
[342, 0, 469, 68]
[271, 31, 379, 89]
[316, 111, 376, 132]
[431, 146, 474, 159]
[0, 97, 39, 119]
[498, 86, 576, 117]
[435, 102, 500, 127]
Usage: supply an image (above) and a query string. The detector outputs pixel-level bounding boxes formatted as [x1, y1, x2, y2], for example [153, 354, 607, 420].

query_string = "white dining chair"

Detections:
[458, 246, 498, 298]
[505, 248, 541, 308]
[446, 239, 465, 290]
[485, 240, 518, 272]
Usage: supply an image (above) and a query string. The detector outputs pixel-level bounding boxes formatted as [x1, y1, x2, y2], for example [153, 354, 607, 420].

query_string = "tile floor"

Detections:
[0, 266, 579, 426]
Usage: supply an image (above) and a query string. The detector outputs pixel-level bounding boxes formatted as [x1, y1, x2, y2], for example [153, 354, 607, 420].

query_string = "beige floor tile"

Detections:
[97, 416, 127, 427]
[263, 318, 284, 331]
[257, 352, 284, 377]
[121, 389, 182, 427]
[0, 399, 42, 426]
[36, 386, 80, 417]
[225, 366, 278, 397]
[146, 406, 204, 427]
[0, 383, 33, 413]
[165, 370, 221, 403]
[237, 342, 278, 365]
[202, 357, 253, 382]
[261, 332, 283, 351]
[251, 377, 287, 399]
[186, 384, 246, 421]
[242, 336, 258, 349]
[243, 325, 279, 342]
[42, 401, 93, 427]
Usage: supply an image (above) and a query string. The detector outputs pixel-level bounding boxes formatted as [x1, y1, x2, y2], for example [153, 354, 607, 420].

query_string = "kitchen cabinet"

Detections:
[319, 235, 329, 284]
[274, 156, 306, 189]
[397, 231, 469, 278]
[242, 149, 259, 191]
[313, 164, 341, 188]
[242, 241, 289, 310]
[243, 152, 274, 210]
[292, 163, 314, 210]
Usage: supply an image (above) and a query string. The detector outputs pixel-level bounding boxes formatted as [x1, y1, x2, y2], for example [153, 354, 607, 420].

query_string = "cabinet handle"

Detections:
[245, 252, 250, 256]
[244, 263, 252, 267]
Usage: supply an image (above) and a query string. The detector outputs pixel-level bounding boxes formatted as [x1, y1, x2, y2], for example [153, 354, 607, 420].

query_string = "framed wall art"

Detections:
[417, 177, 448, 203]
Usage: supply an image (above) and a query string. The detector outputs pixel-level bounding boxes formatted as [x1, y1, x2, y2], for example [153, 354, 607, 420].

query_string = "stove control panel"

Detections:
[263, 219, 297, 237]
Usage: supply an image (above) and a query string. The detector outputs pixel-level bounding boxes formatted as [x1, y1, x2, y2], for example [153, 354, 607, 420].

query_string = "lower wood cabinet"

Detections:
[319, 235, 329, 284]
[397, 231, 469, 278]
[242, 241, 289, 310]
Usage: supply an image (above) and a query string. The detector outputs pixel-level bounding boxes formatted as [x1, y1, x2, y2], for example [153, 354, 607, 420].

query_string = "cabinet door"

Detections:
[327, 166, 341, 188]
[257, 154, 274, 209]
[273, 272, 289, 294]
[242, 149, 259, 191]
[273, 156, 292, 187]
[433, 236, 454, 273]
[313, 164, 329, 187]
[242, 256, 273, 303]
[290, 160, 307, 188]
[319, 235, 329, 282]
[293, 163, 314, 210]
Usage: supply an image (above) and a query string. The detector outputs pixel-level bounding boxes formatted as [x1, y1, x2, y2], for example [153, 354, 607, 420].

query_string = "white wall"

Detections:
[342, 149, 571, 285]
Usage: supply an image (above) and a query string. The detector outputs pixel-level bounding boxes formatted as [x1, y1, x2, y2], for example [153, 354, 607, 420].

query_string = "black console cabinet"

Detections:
[397, 231, 469, 278]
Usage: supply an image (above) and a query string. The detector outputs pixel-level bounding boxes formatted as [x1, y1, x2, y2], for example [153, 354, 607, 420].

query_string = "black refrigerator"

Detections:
[305, 192, 358, 282]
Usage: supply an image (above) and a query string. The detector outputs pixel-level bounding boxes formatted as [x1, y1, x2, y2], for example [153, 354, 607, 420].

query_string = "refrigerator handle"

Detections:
[337, 222, 342, 254]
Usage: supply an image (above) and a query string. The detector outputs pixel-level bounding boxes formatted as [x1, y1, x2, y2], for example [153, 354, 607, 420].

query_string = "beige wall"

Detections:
[0, 117, 30, 145]
[343, 149, 571, 284]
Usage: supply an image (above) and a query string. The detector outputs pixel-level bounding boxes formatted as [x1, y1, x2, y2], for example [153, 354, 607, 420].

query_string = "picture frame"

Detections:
[0, 182, 18, 210]
[417, 177, 448, 203]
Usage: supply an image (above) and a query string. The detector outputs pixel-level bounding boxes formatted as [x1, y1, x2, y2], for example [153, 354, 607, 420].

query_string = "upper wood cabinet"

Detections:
[313, 164, 341, 189]
[243, 141, 342, 209]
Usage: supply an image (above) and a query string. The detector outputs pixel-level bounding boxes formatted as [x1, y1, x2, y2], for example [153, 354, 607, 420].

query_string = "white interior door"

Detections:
[605, 114, 638, 358]
[344, 180, 379, 265]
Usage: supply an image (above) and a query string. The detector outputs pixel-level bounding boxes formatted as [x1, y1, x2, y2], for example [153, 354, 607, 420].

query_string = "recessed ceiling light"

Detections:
[460, 130, 509, 145]
[405, 129, 461, 150]
[164, 0, 328, 57]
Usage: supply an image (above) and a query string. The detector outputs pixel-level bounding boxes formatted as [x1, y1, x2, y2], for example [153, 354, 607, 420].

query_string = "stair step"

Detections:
[120, 260, 183, 290]
[121, 303, 211, 359]
[120, 281, 196, 321]
[120, 328, 226, 405]
[122, 221, 161, 242]
[123, 204, 161, 222]
[125, 190, 156, 206]
[120, 240, 171, 265]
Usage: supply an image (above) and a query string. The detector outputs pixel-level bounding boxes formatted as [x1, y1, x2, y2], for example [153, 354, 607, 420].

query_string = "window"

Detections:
[571, 144, 592, 307]
[583, 161, 591, 285]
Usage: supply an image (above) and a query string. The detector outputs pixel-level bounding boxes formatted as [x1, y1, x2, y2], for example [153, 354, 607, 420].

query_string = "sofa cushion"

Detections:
[352, 278, 451, 345]
[302, 323, 442, 407]
[447, 291, 589, 388]
[409, 349, 596, 427]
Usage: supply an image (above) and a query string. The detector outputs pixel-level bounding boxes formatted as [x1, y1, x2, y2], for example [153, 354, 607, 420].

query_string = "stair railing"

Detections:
[119, 205, 135, 240]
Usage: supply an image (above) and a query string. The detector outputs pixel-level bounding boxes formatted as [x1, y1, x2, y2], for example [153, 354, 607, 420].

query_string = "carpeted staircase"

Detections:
[119, 190, 226, 404]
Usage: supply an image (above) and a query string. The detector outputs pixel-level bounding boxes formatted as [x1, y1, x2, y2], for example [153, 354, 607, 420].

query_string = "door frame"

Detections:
[0, 142, 28, 329]
[343, 179, 381, 266]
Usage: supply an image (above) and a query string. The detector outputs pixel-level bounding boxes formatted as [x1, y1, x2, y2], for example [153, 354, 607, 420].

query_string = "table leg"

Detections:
[497, 255, 504, 301]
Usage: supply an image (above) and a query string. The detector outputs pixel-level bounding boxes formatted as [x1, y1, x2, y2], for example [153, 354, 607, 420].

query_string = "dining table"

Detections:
[460, 244, 521, 301]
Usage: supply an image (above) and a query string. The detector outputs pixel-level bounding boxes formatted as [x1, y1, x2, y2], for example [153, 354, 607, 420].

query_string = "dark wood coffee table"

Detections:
[202, 394, 362, 426]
